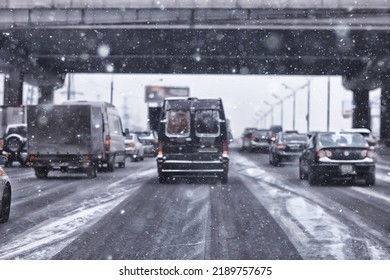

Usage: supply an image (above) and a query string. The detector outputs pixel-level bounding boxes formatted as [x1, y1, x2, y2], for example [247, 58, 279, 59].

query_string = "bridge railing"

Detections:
[0, 0, 389, 9]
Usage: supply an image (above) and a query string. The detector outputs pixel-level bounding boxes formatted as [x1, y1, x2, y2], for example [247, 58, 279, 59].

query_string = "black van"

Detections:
[156, 97, 229, 183]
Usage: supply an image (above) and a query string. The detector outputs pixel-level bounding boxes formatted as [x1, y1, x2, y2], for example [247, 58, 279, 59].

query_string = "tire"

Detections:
[107, 156, 116, 172]
[0, 185, 11, 223]
[86, 165, 97, 178]
[35, 167, 48, 179]
[5, 137, 22, 153]
[220, 172, 228, 184]
[158, 173, 167, 183]
[308, 171, 318, 186]
[299, 165, 307, 180]
[365, 173, 375, 186]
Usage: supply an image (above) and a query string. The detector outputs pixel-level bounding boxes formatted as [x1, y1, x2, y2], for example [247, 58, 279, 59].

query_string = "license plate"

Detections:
[198, 148, 218, 153]
[340, 165, 354, 174]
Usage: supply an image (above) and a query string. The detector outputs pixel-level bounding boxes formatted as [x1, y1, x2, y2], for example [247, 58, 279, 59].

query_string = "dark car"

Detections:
[156, 97, 229, 183]
[299, 132, 375, 186]
[242, 129, 271, 152]
[269, 132, 308, 166]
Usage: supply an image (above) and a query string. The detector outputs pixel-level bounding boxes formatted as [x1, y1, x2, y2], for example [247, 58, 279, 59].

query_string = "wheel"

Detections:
[270, 154, 280, 166]
[308, 171, 318, 186]
[34, 167, 48, 179]
[299, 165, 307, 180]
[158, 173, 167, 183]
[5, 137, 22, 153]
[0, 185, 11, 223]
[220, 172, 228, 184]
[107, 156, 116, 172]
[365, 173, 375, 186]
[86, 165, 97, 178]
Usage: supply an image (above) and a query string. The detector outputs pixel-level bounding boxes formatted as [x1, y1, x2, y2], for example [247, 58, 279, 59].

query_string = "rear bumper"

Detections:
[29, 155, 94, 170]
[311, 162, 375, 178]
[157, 157, 229, 177]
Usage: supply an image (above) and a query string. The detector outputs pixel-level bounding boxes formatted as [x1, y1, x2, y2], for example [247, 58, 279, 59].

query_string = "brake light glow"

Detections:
[361, 150, 374, 158]
[104, 135, 110, 151]
[223, 140, 229, 157]
[276, 145, 285, 150]
[157, 141, 163, 157]
[317, 149, 332, 158]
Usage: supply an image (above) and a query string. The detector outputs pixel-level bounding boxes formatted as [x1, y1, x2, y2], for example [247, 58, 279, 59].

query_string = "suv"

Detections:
[156, 97, 229, 183]
[0, 124, 28, 167]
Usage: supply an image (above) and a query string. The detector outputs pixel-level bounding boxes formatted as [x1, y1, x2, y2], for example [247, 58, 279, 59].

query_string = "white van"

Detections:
[27, 101, 126, 178]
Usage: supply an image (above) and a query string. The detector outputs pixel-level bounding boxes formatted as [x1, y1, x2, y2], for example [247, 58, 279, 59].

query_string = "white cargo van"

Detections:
[27, 101, 126, 178]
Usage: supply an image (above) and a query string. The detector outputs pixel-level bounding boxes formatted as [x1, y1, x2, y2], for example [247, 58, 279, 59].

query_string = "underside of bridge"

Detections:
[1, 12, 390, 142]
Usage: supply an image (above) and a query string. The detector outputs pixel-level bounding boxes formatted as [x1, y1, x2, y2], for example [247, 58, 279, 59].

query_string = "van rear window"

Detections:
[195, 110, 220, 137]
[166, 110, 191, 137]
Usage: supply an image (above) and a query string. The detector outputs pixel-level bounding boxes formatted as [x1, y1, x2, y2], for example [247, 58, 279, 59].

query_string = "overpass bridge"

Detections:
[0, 0, 390, 142]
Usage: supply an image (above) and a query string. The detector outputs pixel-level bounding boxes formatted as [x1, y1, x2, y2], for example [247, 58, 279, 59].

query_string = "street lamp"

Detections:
[272, 93, 284, 127]
[282, 82, 309, 131]
[264, 100, 274, 126]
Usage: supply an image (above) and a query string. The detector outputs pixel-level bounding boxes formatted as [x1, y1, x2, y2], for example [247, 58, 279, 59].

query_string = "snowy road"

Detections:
[0, 148, 389, 260]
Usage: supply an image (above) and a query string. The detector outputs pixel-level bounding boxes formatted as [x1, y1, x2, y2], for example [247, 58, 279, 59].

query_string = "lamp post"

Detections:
[272, 93, 283, 127]
[282, 82, 309, 131]
[306, 78, 312, 132]
[264, 100, 274, 126]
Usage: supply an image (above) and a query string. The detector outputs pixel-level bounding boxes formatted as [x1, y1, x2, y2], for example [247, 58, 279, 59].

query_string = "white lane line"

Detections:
[0, 169, 155, 260]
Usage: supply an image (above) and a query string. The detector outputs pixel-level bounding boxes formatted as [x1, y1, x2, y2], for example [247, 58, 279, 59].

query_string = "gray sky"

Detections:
[52, 74, 368, 134]
[13, 73, 381, 137]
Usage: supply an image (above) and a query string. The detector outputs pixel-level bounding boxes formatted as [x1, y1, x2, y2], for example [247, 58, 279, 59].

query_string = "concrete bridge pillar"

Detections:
[352, 89, 371, 129]
[3, 68, 23, 106]
[380, 78, 390, 145]
[38, 86, 54, 104]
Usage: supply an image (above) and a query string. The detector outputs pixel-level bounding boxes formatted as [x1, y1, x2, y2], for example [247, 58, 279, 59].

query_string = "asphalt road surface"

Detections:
[1, 146, 389, 260]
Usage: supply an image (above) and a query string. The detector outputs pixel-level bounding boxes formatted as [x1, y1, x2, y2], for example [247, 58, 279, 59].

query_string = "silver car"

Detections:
[0, 156, 11, 223]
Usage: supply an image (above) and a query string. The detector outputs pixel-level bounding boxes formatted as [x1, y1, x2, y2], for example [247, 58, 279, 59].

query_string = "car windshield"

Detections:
[319, 133, 368, 147]
[280, 134, 307, 143]
[253, 130, 269, 137]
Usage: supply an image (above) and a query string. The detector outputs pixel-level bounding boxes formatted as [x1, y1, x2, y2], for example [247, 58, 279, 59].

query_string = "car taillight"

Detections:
[29, 154, 36, 162]
[104, 135, 110, 151]
[223, 140, 229, 157]
[251, 136, 256, 141]
[157, 141, 163, 157]
[361, 150, 374, 158]
[129, 142, 135, 148]
[317, 149, 332, 158]
[0, 139, 3, 149]
[276, 145, 285, 150]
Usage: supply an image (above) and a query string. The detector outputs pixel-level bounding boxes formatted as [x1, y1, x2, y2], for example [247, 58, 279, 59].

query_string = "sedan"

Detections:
[124, 133, 144, 162]
[269, 132, 308, 166]
[0, 156, 11, 223]
[299, 132, 375, 186]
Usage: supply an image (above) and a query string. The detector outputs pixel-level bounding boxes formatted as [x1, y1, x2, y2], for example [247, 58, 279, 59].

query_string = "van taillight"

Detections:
[105, 135, 110, 151]
[157, 141, 163, 157]
[223, 140, 229, 157]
